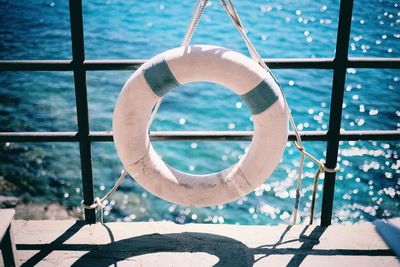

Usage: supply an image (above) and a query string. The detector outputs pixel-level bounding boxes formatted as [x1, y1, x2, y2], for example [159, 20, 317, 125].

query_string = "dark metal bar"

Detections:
[0, 225, 17, 267]
[1, 130, 398, 142]
[0, 60, 74, 71]
[321, 0, 354, 227]
[90, 130, 400, 142]
[1, 57, 399, 71]
[83, 59, 145, 71]
[69, 0, 96, 224]
[83, 58, 336, 70]
[347, 57, 400, 68]
[0, 132, 79, 142]
[338, 130, 400, 141]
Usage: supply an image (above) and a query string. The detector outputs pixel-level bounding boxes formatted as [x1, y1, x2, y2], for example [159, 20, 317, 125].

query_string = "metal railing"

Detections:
[0, 0, 399, 225]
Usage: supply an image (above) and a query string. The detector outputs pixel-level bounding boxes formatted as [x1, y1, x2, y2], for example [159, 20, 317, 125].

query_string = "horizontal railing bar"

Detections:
[0, 60, 74, 71]
[347, 57, 400, 68]
[83, 58, 336, 70]
[337, 130, 400, 141]
[0, 130, 398, 142]
[91, 131, 327, 141]
[84, 59, 146, 70]
[0, 132, 79, 142]
[1, 58, 399, 71]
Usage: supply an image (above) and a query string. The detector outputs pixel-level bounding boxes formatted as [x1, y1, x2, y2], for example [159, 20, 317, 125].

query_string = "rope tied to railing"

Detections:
[81, 170, 128, 223]
[175, 0, 340, 225]
[82, 0, 340, 224]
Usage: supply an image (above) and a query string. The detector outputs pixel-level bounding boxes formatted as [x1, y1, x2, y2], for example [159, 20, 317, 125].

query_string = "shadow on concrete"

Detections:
[17, 222, 395, 267]
[20, 220, 86, 267]
[254, 225, 325, 266]
[72, 230, 254, 267]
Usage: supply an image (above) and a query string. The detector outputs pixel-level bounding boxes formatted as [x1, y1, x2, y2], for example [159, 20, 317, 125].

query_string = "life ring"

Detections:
[113, 45, 288, 207]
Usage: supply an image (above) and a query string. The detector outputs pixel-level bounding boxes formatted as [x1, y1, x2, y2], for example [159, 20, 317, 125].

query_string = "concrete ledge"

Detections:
[12, 220, 398, 266]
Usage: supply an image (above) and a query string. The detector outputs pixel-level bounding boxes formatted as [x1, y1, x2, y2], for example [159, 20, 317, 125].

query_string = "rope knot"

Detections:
[318, 160, 326, 173]
[80, 197, 104, 222]
[94, 197, 102, 208]
[81, 200, 97, 210]
[318, 159, 340, 173]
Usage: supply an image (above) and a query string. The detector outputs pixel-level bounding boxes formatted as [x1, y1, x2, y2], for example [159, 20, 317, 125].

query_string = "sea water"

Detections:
[0, 0, 398, 224]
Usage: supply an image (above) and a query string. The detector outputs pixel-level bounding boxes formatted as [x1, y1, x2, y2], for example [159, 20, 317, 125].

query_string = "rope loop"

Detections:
[80, 170, 128, 223]
[318, 160, 326, 173]
[94, 197, 102, 209]
[84, 0, 342, 225]
[318, 159, 340, 173]
[81, 200, 97, 210]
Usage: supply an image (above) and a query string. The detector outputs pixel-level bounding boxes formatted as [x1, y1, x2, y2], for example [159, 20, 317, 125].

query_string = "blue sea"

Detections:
[0, 0, 399, 225]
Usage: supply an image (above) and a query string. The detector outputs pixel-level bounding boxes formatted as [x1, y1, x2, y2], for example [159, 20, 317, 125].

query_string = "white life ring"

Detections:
[113, 45, 288, 207]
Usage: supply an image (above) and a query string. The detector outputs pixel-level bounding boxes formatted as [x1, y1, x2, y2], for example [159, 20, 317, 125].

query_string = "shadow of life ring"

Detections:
[113, 45, 288, 207]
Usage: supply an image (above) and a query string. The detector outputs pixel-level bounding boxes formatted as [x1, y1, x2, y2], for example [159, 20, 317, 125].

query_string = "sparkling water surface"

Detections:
[0, 0, 399, 224]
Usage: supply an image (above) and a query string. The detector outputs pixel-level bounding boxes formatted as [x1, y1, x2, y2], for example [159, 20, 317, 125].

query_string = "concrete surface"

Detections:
[7, 220, 399, 266]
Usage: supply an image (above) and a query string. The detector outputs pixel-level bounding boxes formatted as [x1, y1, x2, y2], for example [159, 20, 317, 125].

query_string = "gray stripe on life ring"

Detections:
[142, 57, 180, 97]
[240, 80, 279, 115]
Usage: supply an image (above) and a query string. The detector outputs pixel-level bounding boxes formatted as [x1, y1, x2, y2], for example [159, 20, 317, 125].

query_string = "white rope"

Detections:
[217, 0, 339, 224]
[84, 0, 339, 225]
[292, 153, 305, 224]
[184, 0, 339, 224]
[81, 170, 128, 223]
[182, 0, 209, 47]
[148, 98, 162, 130]
[148, 0, 209, 129]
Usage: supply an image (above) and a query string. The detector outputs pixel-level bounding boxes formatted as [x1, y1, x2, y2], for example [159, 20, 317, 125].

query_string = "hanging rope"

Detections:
[182, 0, 209, 47]
[221, 0, 341, 225]
[177, 0, 340, 224]
[84, 0, 339, 224]
[148, 0, 209, 128]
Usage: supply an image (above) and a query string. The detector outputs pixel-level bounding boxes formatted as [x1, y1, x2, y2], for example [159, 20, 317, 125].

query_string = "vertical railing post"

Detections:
[321, 0, 354, 226]
[69, 0, 96, 223]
